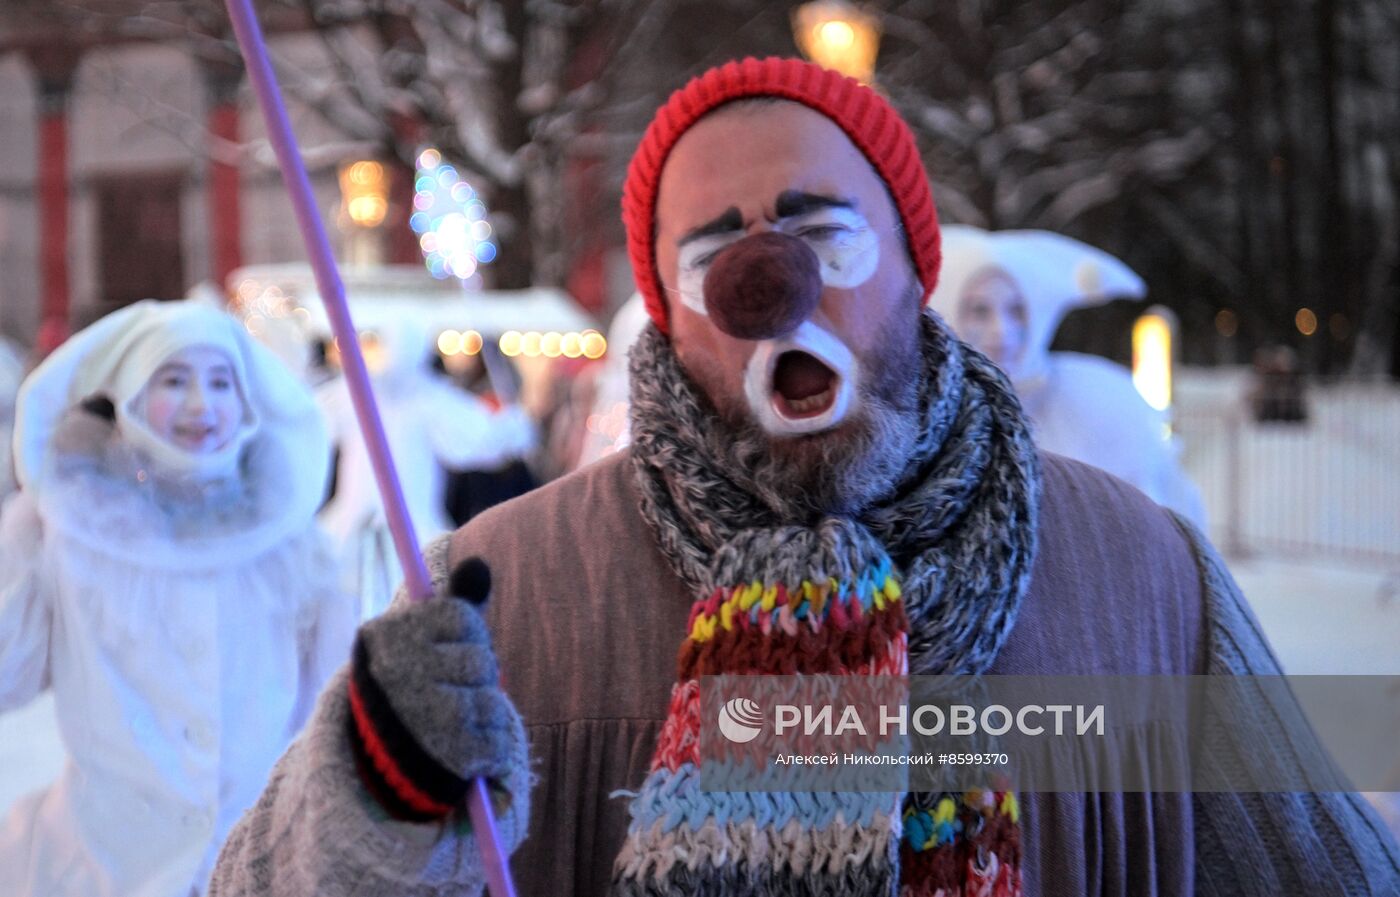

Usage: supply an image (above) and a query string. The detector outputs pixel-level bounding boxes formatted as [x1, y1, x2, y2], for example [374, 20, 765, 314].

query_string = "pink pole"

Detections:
[221, 3, 516, 895]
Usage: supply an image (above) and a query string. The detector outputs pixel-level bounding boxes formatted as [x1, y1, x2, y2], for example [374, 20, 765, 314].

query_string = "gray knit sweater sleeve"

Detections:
[208, 535, 532, 897]
[1173, 517, 1400, 895]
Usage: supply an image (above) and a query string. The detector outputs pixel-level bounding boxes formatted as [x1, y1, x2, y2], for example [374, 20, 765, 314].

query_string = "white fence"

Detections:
[1175, 376, 1400, 564]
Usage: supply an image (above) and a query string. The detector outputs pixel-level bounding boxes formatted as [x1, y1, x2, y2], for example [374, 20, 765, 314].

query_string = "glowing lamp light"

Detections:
[581, 330, 608, 360]
[339, 160, 388, 227]
[1132, 307, 1175, 413]
[492, 330, 603, 360]
[436, 329, 485, 356]
[1295, 307, 1318, 337]
[413, 146, 497, 282]
[792, 0, 882, 84]
[437, 329, 463, 356]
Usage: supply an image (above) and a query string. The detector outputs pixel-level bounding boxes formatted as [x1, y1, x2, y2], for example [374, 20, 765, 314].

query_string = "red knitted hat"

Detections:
[622, 56, 941, 336]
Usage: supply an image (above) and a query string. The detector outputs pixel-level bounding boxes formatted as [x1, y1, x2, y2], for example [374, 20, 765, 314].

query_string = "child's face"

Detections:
[140, 346, 244, 453]
[956, 270, 1030, 378]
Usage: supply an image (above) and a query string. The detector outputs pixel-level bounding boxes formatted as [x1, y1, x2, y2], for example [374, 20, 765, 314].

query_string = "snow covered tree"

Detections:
[228, 0, 688, 292]
[872, 0, 1399, 372]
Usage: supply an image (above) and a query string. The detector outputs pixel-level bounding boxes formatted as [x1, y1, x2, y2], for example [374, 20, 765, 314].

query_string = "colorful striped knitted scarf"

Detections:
[618, 312, 1040, 896]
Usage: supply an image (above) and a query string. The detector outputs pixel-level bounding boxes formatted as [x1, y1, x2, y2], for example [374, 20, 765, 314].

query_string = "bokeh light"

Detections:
[413, 147, 497, 280]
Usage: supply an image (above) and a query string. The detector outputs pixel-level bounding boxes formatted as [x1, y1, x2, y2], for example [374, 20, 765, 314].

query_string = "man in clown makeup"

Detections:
[212, 58, 1399, 897]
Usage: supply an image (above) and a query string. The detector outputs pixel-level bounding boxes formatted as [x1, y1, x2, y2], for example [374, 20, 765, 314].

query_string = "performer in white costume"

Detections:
[0, 300, 355, 897]
[316, 310, 535, 618]
[930, 225, 1206, 525]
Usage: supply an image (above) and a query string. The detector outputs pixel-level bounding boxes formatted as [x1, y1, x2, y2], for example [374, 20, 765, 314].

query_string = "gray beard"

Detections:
[705, 316, 925, 521]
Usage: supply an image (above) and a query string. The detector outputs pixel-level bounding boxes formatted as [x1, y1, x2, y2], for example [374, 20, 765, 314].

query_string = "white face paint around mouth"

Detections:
[743, 320, 859, 436]
[674, 206, 882, 317]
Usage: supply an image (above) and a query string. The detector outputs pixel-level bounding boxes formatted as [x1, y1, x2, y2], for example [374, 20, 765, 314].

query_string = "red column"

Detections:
[563, 30, 608, 314]
[386, 110, 426, 266]
[27, 46, 81, 354]
[203, 58, 244, 289]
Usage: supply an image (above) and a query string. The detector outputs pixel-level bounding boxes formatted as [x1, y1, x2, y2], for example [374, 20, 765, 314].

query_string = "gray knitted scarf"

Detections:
[613, 311, 1040, 895]
[629, 310, 1039, 675]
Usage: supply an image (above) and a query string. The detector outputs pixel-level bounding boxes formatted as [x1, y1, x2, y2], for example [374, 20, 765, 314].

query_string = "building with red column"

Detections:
[0, 6, 354, 354]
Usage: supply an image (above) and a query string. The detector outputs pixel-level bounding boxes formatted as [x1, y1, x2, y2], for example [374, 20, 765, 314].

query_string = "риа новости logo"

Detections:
[718, 697, 764, 743]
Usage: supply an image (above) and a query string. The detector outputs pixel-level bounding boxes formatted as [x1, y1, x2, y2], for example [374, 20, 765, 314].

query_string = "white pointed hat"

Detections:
[928, 225, 1147, 375]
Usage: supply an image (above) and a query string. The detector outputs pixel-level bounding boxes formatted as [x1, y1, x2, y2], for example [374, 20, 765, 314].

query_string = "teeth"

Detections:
[785, 386, 833, 415]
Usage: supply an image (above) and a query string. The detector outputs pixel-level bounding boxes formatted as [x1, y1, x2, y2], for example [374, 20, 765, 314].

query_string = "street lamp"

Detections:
[339, 159, 389, 228]
[338, 158, 389, 267]
[1132, 305, 1177, 422]
[792, 0, 882, 84]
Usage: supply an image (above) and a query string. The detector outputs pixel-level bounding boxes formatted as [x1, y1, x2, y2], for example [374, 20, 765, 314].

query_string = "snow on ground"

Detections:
[1229, 554, 1400, 675]
[2, 367, 1397, 836]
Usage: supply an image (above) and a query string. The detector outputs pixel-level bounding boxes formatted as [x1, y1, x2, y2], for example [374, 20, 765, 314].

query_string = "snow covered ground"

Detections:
[2, 367, 1397, 837]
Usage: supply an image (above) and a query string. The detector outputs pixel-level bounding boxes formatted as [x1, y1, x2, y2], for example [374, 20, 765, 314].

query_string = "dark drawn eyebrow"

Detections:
[773, 190, 855, 220]
[677, 207, 744, 248]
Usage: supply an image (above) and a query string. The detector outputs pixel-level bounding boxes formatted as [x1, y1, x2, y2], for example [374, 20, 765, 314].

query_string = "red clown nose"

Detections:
[701, 232, 823, 341]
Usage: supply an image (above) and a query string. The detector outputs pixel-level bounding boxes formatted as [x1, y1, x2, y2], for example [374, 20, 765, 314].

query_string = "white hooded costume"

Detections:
[0, 300, 356, 897]
[315, 307, 535, 617]
[929, 225, 1206, 526]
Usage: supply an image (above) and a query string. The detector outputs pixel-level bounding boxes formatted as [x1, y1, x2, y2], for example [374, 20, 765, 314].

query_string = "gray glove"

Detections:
[347, 558, 518, 821]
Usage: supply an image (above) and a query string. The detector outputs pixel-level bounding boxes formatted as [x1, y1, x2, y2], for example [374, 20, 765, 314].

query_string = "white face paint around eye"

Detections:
[676, 233, 742, 316]
[778, 206, 879, 289]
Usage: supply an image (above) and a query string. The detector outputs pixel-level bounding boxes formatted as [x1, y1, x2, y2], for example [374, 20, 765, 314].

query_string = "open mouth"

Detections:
[772, 350, 838, 419]
[173, 424, 217, 445]
[743, 321, 859, 436]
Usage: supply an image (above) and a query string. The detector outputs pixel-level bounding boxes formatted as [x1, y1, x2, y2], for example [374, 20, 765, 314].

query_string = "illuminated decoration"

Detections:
[437, 329, 464, 356]
[409, 147, 498, 282]
[1132, 306, 1176, 413]
[234, 277, 308, 339]
[435, 329, 486, 357]
[491, 329, 607, 360]
[339, 160, 389, 227]
[1295, 307, 1318, 337]
[586, 401, 629, 442]
[581, 330, 607, 360]
[792, 0, 882, 84]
